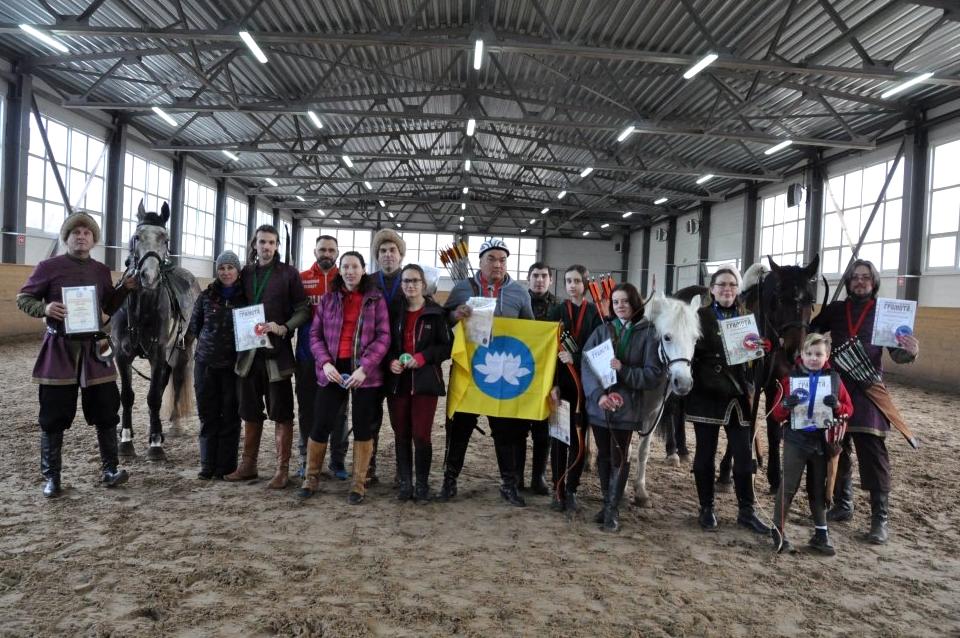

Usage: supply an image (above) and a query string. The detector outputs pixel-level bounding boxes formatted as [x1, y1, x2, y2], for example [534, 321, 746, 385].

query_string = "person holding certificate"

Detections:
[546, 264, 601, 513]
[686, 267, 769, 535]
[226, 225, 310, 489]
[17, 211, 138, 498]
[385, 264, 453, 502]
[581, 283, 662, 532]
[300, 251, 391, 504]
[187, 250, 246, 480]
[769, 333, 853, 555]
[810, 259, 920, 545]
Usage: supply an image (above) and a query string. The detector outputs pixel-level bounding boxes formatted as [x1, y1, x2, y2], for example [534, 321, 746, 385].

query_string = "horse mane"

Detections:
[645, 295, 702, 342]
[672, 285, 709, 305]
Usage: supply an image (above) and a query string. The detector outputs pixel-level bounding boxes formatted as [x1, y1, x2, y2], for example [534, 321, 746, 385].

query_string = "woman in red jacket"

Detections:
[386, 264, 453, 502]
[770, 333, 853, 555]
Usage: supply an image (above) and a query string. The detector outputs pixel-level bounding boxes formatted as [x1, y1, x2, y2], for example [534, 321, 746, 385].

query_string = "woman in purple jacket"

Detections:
[300, 251, 391, 503]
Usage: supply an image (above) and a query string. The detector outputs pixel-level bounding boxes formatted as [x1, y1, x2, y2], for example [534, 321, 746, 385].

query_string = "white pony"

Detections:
[630, 291, 702, 506]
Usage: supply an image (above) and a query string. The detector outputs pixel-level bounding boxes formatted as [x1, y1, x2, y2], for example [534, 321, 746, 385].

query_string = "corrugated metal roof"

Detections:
[1, 0, 958, 236]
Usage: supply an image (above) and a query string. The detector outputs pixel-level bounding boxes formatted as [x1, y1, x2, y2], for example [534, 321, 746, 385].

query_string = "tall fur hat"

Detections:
[372, 228, 406, 260]
[59, 211, 101, 244]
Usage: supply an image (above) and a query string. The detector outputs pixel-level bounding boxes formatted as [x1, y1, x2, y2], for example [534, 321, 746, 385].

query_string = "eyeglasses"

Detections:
[401, 278, 423, 285]
[713, 282, 739, 288]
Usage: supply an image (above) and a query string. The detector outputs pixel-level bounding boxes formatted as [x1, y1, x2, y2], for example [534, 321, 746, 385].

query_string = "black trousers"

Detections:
[38, 382, 120, 433]
[593, 426, 633, 469]
[311, 383, 379, 444]
[663, 395, 688, 456]
[773, 434, 828, 530]
[194, 362, 240, 475]
[836, 431, 892, 494]
[295, 359, 348, 467]
[692, 421, 753, 478]
[550, 409, 587, 493]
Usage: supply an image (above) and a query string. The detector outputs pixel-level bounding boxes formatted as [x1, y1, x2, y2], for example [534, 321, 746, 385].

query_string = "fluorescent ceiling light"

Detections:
[580, 167, 594, 178]
[622, 211, 634, 218]
[463, 186, 469, 194]
[582, 231, 590, 236]
[616, 125, 635, 142]
[364, 181, 373, 190]
[466, 118, 476, 136]
[540, 207, 549, 215]
[317, 209, 325, 216]
[600, 223, 610, 229]
[296, 195, 305, 202]
[334, 219, 341, 224]
[881, 72, 934, 99]
[654, 197, 668, 205]
[342, 155, 354, 168]
[387, 212, 395, 218]
[461, 203, 466, 210]
[696, 174, 714, 185]
[557, 190, 567, 199]
[520, 228, 527, 233]
[307, 111, 323, 128]
[459, 216, 465, 222]
[19, 24, 69, 53]
[683, 52, 718, 80]
[151, 106, 177, 127]
[396, 223, 402, 228]
[465, 159, 472, 171]
[222, 150, 239, 161]
[239, 31, 268, 64]
[378, 200, 386, 207]
[764, 140, 793, 155]
[460, 224, 464, 230]
[473, 39, 484, 70]
[529, 219, 537, 225]
[265, 177, 278, 187]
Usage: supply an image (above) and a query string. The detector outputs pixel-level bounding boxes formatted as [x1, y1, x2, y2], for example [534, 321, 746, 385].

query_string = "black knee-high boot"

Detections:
[604, 461, 630, 532]
[96, 426, 129, 487]
[414, 443, 432, 503]
[593, 454, 611, 525]
[396, 438, 414, 501]
[734, 472, 769, 534]
[41, 430, 63, 498]
[695, 469, 718, 530]
[494, 440, 526, 507]
[439, 419, 471, 501]
[868, 491, 889, 544]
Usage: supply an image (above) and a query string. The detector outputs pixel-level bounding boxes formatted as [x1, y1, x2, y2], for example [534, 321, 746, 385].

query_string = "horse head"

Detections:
[132, 200, 171, 290]
[764, 254, 819, 356]
[645, 291, 702, 396]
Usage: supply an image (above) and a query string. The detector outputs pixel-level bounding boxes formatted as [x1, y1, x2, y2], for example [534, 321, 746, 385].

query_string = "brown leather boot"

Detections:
[297, 439, 327, 498]
[267, 421, 294, 489]
[348, 439, 374, 504]
[224, 421, 263, 481]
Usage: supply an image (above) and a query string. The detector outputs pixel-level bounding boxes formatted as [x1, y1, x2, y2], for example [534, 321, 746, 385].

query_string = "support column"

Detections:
[619, 230, 630, 280]
[1, 71, 32, 264]
[664, 217, 677, 294]
[640, 226, 651, 297]
[168, 153, 186, 267]
[898, 123, 927, 301]
[213, 178, 226, 275]
[698, 203, 712, 285]
[272, 207, 280, 227]
[103, 115, 128, 270]
[291, 217, 302, 269]
[804, 156, 825, 266]
[742, 184, 759, 268]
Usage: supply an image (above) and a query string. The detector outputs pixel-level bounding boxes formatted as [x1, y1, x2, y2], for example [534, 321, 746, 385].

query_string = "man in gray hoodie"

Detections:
[440, 239, 534, 506]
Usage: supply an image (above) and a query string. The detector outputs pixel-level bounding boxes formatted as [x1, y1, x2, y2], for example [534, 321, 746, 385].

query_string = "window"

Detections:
[255, 208, 273, 230]
[467, 235, 539, 281]
[182, 178, 216, 258]
[27, 115, 106, 234]
[758, 192, 805, 267]
[122, 153, 172, 242]
[401, 231, 456, 269]
[299, 227, 372, 270]
[223, 196, 248, 258]
[822, 159, 903, 275]
[928, 139, 960, 270]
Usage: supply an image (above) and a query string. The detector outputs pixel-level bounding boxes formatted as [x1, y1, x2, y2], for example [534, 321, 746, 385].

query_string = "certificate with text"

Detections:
[718, 315, 765, 366]
[233, 304, 272, 352]
[62, 285, 100, 334]
[871, 297, 917, 348]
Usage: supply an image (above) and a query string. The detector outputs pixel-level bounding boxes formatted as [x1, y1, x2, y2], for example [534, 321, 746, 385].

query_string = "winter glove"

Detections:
[822, 395, 838, 408]
[782, 394, 801, 409]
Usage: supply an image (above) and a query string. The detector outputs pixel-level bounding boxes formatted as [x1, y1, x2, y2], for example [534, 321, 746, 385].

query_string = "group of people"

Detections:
[19, 211, 920, 554]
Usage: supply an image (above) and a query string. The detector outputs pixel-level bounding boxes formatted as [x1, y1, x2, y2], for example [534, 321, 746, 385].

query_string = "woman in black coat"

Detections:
[386, 264, 453, 502]
[187, 250, 246, 479]
[686, 266, 768, 534]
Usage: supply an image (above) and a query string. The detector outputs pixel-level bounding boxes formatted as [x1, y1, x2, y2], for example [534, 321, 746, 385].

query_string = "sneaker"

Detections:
[808, 529, 836, 556]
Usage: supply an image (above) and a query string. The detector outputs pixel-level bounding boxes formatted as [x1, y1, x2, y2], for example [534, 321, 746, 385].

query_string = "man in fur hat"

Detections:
[17, 211, 138, 497]
[368, 228, 407, 486]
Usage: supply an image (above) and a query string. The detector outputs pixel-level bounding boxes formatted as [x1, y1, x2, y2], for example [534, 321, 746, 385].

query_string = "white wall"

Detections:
[542, 235, 622, 275]
[674, 212, 700, 288]
[627, 229, 645, 286]
[708, 196, 744, 264]
[648, 221, 667, 293]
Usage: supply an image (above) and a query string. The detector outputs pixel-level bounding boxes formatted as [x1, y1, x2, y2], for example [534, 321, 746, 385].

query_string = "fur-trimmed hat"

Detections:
[372, 228, 406, 260]
[60, 211, 101, 244]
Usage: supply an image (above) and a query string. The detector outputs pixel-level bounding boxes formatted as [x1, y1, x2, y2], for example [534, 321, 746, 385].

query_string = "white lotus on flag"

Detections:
[474, 351, 531, 386]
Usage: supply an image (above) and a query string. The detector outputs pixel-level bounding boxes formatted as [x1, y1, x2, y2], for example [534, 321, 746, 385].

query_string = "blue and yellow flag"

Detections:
[447, 317, 558, 420]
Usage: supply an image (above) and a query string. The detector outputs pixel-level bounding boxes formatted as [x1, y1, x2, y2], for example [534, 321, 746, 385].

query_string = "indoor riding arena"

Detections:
[1, 1, 959, 636]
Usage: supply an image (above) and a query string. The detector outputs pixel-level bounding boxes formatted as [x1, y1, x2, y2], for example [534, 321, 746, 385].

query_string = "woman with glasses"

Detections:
[686, 267, 769, 535]
[385, 264, 453, 502]
[300, 251, 390, 504]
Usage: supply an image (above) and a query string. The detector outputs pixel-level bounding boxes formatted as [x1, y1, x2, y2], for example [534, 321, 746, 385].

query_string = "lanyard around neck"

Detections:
[566, 299, 588, 342]
[845, 298, 875, 338]
[252, 265, 274, 304]
[379, 270, 400, 304]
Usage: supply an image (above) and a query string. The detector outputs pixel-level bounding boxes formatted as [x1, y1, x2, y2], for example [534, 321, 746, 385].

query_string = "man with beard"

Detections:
[296, 235, 349, 479]
[810, 259, 920, 544]
[368, 229, 406, 487]
[519, 261, 556, 495]
[226, 225, 309, 489]
[440, 239, 534, 506]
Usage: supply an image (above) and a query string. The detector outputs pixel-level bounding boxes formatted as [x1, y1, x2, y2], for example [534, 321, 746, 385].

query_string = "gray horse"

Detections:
[112, 201, 200, 460]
